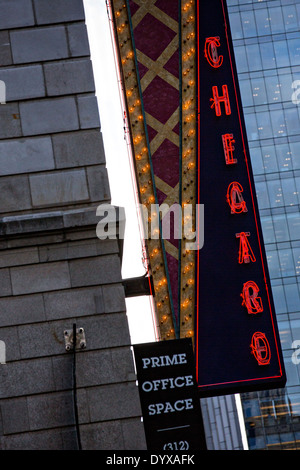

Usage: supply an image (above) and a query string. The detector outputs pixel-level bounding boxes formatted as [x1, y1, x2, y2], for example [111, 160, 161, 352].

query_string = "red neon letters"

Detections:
[226, 182, 247, 214]
[236, 232, 256, 264]
[241, 281, 263, 314]
[250, 332, 271, 366]
[204, 37, 223, 68]
[203, 34, 271, 368]
[210, 85, 231, 116]
[222, 133, 237, 165]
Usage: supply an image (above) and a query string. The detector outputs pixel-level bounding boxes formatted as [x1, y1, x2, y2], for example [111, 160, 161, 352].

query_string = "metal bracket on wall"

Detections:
[64, 327, 86, 351]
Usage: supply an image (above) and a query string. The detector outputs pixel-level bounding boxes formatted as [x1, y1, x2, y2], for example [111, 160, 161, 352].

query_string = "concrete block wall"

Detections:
[0, 0, 146, 450]
[0, 0, 109, 217]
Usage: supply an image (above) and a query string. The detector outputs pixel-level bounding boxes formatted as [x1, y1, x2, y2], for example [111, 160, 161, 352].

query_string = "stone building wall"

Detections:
[0, 0, 146, 450]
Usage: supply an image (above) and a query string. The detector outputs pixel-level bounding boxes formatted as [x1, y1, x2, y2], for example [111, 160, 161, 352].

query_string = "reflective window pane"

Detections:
[251, 77, 268, 105]
[285, 284, 300, 313]
[289, 142, 300, 170]
[288, 38, 300, 66]
[256, 180, 270, 209]
[249, 146, 264, 174]
[246, 44, 262, 71]
[261, 145, 278, 173]
[256, 111, 273, 139]
[241, 10, 257, 38]
[255, 8, 271, 36]
[270, 7, 285, 35]
[274, 40, 290, 68]
[267, 179, 283, 208]
[234, 45, 248, 73]
[287, 212, 300, 241]
[282, 5, 298, 32]
[259, 42, 276, 70]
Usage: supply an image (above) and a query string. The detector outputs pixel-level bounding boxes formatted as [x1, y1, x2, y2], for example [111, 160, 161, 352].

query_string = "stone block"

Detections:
[62, 206, 99, 228]
[0, 103, 22, 139]
[19, 97, 79, 136]
[43, 286, 102, 320]
[0, 357, 55, 398]
[102, 284, 126, 313]
[10, 26, 69, 64]
[86, 165, 111, 202]
[0, 428, 75, 450]
[121, 418, 147, 450]
[0, 246, 39, 268]
[29, 169, 89, 207]
[33, 0, 85, 25]
[86, 382, 142, 422]
[0, 0, 34, 30]
[10, 261, 71, 295]
[0, 294, 45, 327]
[0, 65, 45, 102]
[0, 175, 32, 213]
[80, 421, 123, 450]
[80, 313, 131, 350]
[1, 398, 29, 435]
[69, 254, 122, 287]
[38, 239, 97, 263]
[0, 137, 54, 176]
[0, 31, 12, 66]
[1, 211, 64, 236]
[17, 322, 64, 359]
[52, 130, 105, 168]
[27, 391, 75, 430]
[67, 23, 90, 57]
[44, 59, 95, 96]
[77, 95, 101, 129]
[0, 268, 11, 296]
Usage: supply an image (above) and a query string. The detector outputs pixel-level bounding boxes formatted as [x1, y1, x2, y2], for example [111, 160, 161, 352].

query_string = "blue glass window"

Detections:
[251, 77, 268, 105]
[245, 112, 258, 140]
[288, 38, 300, 66]
[282, 178, 298, 206]
[278, 248, 295, 277]
[255, 8, 271, 36]
[261, 145, 278, 173]
[285, 283, 300, 313]
[282, 5, 298, 32]
[241, 10, 257, 38]
[239, 79, 254, 106]
[284, 108, 300, 136]
[249, 146, 264, 174]
[246, 44, 262, 71]
[276, 144, 293, 172]
[267, 249, 281, 278]
[259, 42, 276, 70]
[270, 109, 287, 137]
[289, 142, 300, 170]
[270, 7, 284, 35]
[256, 180, 270, 209]
[230, 12, 243, 40]
[274, 40, 290, 68]
[256, 111, 273, 139]
[273, 214, 289, 242]
[271, 283, 288, 313]
[287, 212, 300, 241]
[267, 179, 283, 208]
[234, 45, 248, 73]
[261, 215, 276, 243]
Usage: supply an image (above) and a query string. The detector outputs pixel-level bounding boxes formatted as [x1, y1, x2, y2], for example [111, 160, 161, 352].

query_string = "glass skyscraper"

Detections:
[226, 0, 300, 450]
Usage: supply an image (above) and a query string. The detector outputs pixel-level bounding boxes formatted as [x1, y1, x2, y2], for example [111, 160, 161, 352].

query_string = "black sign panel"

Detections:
[133, 339, 206, 451]
[195, 0, 286, 396]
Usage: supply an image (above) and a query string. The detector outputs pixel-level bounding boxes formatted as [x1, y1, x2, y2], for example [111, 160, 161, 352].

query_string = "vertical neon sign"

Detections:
[195, 0, 285, 396]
